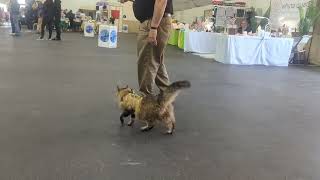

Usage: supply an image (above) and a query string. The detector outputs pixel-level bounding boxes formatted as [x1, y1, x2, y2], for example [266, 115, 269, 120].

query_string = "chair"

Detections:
[289, 35, 311, 65]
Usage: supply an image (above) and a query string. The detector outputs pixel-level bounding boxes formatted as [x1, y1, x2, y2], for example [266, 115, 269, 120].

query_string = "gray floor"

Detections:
[1, 27, 320, 180]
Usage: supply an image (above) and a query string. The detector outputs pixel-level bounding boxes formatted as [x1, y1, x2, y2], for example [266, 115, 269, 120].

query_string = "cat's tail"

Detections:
[159, 80, 191, 108]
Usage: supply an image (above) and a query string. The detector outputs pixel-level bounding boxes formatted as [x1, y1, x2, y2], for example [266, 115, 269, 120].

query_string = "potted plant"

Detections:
[298, 0, 320, 36]
[296, 0, 320, 64]
[249, 1, 271, 33]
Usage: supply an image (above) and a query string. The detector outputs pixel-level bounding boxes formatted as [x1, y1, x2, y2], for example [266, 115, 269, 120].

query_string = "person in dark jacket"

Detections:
[9, 0, 21, 36]
[25, 0, 35, 30]
[38, 0, 54, 40]
[66, 10, 75, 31]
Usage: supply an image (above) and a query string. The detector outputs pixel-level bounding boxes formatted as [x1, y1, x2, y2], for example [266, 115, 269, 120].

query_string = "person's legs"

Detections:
[54, 17, 61, 39]
[137, 20, 158, 95]
[40, 18, 47, 39]
[48, 19, 53, 39]
[13, 15, 20, 34]
[10, 14, 15, 33]
[154, 17, 172, 92]
[18, 18, 21, 31]
[26, 16, 32, 30]
[37, 17, 43, 33]
[70, 20, 75, 31]
[137, 17, 172, 95]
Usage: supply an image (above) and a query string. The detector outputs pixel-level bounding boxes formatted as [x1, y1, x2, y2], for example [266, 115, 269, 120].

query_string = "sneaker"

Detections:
[9, 33, 16, 36]
[37, 37, 44, 40]
[48, 38, 53, 40]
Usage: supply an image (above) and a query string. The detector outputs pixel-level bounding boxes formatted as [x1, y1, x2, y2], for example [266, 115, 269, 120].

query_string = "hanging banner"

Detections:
[98, 25, 118, 48]
[84, 23, 95, 37]
[270, 0, 311, 29]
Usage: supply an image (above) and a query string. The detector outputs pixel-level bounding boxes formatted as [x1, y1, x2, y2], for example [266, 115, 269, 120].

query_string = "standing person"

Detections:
[37, 1, 44, 34]
[120, 0, 173, 95]
[8, 0, 21, 36]
[38, 0, 54, 40]
[52, 0, 61, 40]
[25, 0, 34, 31]
[237, 20, 252, 34]
[34, 0, 44, 34]
[66, 10, 75, 31]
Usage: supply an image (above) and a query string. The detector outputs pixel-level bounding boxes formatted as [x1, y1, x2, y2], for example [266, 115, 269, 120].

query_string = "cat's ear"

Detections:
[117, 85, 120, 91]
[125, 85, 128, 89]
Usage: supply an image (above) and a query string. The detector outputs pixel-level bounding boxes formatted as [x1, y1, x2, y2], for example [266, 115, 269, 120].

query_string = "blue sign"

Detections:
[110, 30, 117, 43]
[86, 25, 94, 33]
[100, 29, 109, 42]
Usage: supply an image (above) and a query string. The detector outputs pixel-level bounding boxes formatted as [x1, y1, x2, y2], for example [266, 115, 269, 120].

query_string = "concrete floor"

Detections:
[1, 28, 320, 180]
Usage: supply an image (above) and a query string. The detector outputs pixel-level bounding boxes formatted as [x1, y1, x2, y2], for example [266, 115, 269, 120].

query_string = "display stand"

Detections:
[178, 30, 185, 49]
[98, 25, 118, 48]
[168, 29, 179, 45]
[84, 22, 95, 37]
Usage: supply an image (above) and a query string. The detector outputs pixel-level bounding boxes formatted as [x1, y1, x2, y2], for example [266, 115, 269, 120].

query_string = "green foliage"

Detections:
[249, 7, 258, 33]
[298, 0, 320, 35]
[260, 0, 271, 30]
[264, 0, 271, 18]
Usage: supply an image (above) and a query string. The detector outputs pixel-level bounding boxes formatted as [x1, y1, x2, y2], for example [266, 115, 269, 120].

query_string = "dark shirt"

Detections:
[133, 0, 173, 23]
[37, 2, 44, 17]
[66, 12, 75, 22]
[54, 0, 61, 18]
[43, 0, 55, 19]
[9, 1, 20, 15]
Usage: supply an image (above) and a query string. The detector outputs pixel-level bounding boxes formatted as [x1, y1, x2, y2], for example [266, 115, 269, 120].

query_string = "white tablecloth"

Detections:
[215, 35, 294, 66]
[184, 32, 219, 53]
[184, 32, 294, 66]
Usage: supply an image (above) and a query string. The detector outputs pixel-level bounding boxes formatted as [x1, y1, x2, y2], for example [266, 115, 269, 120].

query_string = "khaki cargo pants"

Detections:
[137, 17, 172, 95]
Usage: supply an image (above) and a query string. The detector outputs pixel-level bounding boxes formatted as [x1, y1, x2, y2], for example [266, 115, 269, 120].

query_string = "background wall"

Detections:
[121, 1, 136, 21]
[62, 0, 98, 11]
[62, 0, 119, 11]
[173, 0, 270, 24]
[174, 5, 214, 23]
[61, 0, 137, 20]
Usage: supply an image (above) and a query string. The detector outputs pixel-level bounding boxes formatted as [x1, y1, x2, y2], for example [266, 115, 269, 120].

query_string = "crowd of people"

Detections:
[0, 7, 10, 25]
[5, 0, 87, 40]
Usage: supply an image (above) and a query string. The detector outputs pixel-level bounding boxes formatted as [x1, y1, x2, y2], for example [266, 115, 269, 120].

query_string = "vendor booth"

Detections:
[169, 0, 316, 66]
[184, 32, 293, 66]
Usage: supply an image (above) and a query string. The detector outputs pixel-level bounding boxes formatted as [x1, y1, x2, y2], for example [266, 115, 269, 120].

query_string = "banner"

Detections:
[98, 25, 118, 48]
[84, 23, 95, 37]
[270, 0, 311, 29]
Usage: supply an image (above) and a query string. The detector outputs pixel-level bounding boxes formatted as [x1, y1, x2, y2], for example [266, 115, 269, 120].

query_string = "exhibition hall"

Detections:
[0, 0, 320, 179]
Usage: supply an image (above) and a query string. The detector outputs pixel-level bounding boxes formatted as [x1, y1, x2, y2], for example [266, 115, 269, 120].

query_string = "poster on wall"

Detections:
[270, 0, 311, 29]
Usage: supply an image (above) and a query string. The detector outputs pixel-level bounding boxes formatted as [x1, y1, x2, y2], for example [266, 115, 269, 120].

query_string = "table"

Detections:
[215, 35, 294, 66]
[184, 32, 218, 53]
[178, 30, 185, 49]
[184, 32, 294, 66]
[168, 29, 179, 46]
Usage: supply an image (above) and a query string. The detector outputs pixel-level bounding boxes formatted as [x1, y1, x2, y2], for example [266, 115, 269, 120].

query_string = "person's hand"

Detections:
[147, 29, 158, 46]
